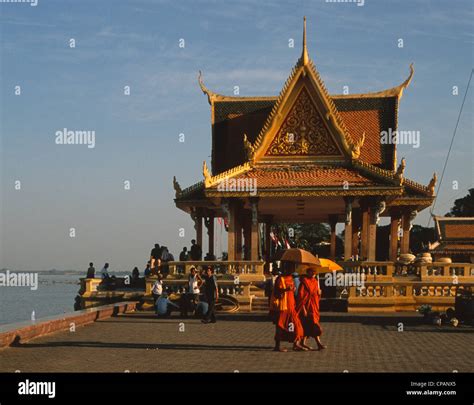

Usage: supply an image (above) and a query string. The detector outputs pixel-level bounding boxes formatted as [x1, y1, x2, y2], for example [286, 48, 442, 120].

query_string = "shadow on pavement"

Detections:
[15, 341, 274, 352]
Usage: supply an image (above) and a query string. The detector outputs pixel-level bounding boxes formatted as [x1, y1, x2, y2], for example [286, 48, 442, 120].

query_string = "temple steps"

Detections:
[251, 296, 269, 312]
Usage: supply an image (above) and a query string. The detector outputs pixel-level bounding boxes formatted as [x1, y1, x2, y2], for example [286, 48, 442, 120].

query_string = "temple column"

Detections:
[389, 210, 401, 261]
[400, 210, 416, 255]
[360, 200, 369, 260]
[343, 198, 353, 261]
[351, 208, 361, 259]
[264, 219, 272, 261]
[192, 209, 203, 250]
[223, 200, 236, 261]
[250, 198, 259, 261]
[235, 203, 243, 260]
[367, 204, 377, 262]
[205, 214, 215, 257]
[329, 214, 338, 260]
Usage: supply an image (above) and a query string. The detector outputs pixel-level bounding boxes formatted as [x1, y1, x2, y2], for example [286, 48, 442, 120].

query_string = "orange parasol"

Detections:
[280, 248, 321, 266]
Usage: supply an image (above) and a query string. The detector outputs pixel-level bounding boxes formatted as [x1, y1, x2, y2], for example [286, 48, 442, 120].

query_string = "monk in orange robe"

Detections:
[296, 267, 326, 351]
[272, 263, 305, 352]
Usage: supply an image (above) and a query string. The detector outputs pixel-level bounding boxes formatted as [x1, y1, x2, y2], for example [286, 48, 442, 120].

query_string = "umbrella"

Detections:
[317, 258, 343, 272]
[295, 264, 330, 275]
[280, 248, 321, 265]
[295, 258, 343, 275]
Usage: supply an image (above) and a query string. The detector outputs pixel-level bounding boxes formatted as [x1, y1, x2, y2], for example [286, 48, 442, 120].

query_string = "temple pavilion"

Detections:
[173, 18, 436, 264]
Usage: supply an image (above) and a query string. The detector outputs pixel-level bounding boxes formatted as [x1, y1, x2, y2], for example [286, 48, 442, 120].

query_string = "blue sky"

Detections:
[1, 0, 473, 271]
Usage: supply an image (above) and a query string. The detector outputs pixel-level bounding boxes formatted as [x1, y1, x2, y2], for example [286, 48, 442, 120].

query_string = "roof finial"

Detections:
[302, 16, 309, 65]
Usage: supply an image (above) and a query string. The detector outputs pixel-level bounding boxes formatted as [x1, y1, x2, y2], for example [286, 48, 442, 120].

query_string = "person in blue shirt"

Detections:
[144, 262, 152, 277]
[156, 293, 179, 317]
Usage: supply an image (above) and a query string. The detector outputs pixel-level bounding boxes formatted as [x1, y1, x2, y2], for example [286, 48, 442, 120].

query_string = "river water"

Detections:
[0, 274, 81, 326]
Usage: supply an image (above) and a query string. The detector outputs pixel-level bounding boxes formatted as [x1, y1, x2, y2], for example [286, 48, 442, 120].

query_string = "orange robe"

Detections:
[296, 276, 322, 337]
[273, 275, 304, 342]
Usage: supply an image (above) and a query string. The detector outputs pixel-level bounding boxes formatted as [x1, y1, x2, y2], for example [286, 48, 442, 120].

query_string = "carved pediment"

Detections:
[265, 87, 343, 157]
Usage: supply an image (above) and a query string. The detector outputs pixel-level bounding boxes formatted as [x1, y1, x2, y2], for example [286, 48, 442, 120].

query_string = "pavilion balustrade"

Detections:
[347, 279, 473, 312]
[166, 260, 265, 277]
[339, 261, 395, 280]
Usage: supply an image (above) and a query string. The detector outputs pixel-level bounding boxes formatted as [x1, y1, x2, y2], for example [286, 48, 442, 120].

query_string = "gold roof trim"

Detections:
[332, 64, 414, 100]
[177, 180, 205, 199]
[203, 161, 253, 188]
[198, 70, 277, 104]
[173, 176, 182, 198]
[302, 16, 309, 66]
[197, 64, 414, 104]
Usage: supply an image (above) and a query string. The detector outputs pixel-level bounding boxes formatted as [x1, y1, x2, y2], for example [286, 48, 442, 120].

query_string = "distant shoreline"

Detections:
[0, 269, 132, 276]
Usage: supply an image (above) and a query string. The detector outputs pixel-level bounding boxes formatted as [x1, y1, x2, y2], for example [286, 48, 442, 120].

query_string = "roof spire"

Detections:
[302, 16, 309, 65]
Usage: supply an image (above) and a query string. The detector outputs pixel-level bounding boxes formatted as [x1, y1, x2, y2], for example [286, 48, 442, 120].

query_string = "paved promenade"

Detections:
[0, 312, 472, 372]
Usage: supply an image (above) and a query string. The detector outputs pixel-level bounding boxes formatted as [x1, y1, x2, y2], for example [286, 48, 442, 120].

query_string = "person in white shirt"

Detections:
[152, 274, 163, 307]
[180, 266, 202, 317]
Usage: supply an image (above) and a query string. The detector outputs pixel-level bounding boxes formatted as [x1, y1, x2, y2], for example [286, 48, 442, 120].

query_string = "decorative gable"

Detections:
[264, 87, 343, 157]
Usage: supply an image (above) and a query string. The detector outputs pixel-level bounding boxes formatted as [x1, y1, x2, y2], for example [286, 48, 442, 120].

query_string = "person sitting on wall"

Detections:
[101, 263, 110, 279]
[204, 252, 216, 261]
[178, 247, 189, 274]
[150, 243, 161, 272]
[144, 262, 152, 277]
[131, 266, 140, 287]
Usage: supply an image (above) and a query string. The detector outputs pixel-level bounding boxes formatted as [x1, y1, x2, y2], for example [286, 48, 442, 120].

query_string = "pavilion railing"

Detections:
[338, 261, 395, 280]
[165, 260, 265, 277]
[347, 279, 473, 312]
[338, 261, 474, 281]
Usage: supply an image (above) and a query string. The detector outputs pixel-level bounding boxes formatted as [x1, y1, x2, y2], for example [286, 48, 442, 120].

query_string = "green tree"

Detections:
[446, 188, 474, 217]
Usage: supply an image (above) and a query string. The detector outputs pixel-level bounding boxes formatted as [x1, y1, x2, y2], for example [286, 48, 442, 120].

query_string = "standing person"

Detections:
[152, 274, 163, 307]
[86, 262, 95, 279]
[181, 266, 202, 317]
[201, 266, 218, 324]
[270, 261, 305, 352]
[296, 267, 326, 351]
[150, 244, 161, 271]
[190, 239, 202, 261]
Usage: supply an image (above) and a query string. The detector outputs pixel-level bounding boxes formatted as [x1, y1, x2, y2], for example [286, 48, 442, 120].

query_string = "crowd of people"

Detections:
[85, 240, 219, 324]
[84, 242, 325, 351]
[150, 265, 218, 323]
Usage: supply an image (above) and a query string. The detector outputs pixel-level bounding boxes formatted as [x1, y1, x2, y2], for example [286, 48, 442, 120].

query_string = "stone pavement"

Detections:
[0, 312, 472, 372]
